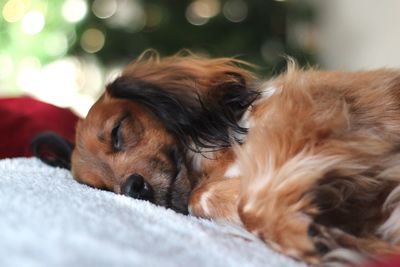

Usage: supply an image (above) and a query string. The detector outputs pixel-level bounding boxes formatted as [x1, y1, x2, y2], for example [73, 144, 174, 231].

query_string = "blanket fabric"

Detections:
[0, 97, 78, 158]
[0, 158, 307, 267]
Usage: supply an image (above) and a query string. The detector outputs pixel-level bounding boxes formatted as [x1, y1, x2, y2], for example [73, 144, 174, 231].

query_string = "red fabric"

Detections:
[361, 256, 400, 267]
[0, 97, 79, 158]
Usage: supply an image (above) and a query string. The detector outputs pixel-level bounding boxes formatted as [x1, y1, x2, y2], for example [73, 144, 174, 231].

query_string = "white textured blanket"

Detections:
[0, 158, 307, 267]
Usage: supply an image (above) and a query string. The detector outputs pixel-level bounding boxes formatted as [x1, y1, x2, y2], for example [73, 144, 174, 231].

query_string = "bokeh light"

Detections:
[260, 39, 284, 64]
[186, 0, 220, 26]
[62, 0, 88, 23]
[17, 56, 103, 116]
[2, 0, 26, 23]
[0, 0, 316, 116]
[92, 0, 117, 19]
[186, 2, 208, 26]
[80, 28, 106, 53]
[107, 0, 146, 32]
[0, 54, 15, 80]
[21, 10, 45, 35]
[17, 57, 42, 92]
[223, 0, 248, 23]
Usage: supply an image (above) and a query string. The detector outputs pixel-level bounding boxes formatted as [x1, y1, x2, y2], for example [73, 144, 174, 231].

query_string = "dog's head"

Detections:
[33, 53, 258, 214]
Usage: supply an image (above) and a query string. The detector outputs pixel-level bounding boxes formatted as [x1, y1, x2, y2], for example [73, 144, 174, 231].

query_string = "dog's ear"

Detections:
[206, 71, 255, 122]
[106, 69, 259, 152]
[31, 132, 74, 170]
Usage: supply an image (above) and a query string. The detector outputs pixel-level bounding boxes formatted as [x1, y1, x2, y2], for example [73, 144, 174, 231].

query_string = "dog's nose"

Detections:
[121, 174, 153, 201]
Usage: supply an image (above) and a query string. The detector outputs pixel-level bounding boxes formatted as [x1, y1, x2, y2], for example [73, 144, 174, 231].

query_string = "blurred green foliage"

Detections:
[72, 0, 316, 75]
[0, 0, 316, 98]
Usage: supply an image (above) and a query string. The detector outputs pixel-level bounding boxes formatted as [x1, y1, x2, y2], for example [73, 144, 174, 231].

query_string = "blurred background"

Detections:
[1, 0, 399, 117]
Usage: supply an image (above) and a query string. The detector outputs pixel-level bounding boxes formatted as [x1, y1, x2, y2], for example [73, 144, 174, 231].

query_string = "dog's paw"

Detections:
[286, 223, 364, 266]
[308, 224, 400, 267]
[307, 224, 374, 267]
[307, 224, 339, 256]
[239, 212, 326, 265]
[282, 223, 336, 265]
[189, 178, 241, 223]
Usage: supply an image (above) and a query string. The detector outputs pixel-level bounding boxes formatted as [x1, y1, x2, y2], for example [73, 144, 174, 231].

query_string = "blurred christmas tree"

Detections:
[75, 0, 316, 72]
[0, 0, 316, 115]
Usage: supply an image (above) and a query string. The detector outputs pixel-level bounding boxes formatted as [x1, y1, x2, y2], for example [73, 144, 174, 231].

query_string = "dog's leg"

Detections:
[189, 173, 331, 264]
[237, 179, 323, 265]
[309, 223, 400, 266]
[237, 160, 400, 265]
[189, 178, 241, 223]
[324, 225, 400, 255]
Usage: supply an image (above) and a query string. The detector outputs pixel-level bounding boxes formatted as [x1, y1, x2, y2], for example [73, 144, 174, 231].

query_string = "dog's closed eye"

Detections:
[111, 114, 129, 152]
[111, 121, 123, 152]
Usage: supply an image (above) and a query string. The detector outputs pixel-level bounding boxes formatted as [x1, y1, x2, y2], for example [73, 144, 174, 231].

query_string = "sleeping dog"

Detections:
[33, 52, 400, 266]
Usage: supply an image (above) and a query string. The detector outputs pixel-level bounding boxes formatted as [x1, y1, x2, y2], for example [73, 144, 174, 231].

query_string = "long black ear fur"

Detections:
[107, 76, 259, 152]
[31, 132, 74, 169]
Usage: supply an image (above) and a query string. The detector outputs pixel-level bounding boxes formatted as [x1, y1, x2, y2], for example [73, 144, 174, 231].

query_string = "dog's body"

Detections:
[35, 53, 400, 266]
[190, 67, 400, 265]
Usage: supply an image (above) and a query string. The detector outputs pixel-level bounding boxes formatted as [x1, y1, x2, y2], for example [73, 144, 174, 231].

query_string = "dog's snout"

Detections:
[121, 174, 153, 201]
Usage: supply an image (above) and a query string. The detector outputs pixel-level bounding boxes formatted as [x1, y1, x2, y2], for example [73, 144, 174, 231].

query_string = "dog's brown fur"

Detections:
[71, 52, 254, 214]
[71, 53, 400, 266]
[233, 68, 400, 264]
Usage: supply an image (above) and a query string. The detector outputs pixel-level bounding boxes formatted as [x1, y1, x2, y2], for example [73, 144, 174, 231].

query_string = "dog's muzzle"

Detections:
[121, 174, 154, 201]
